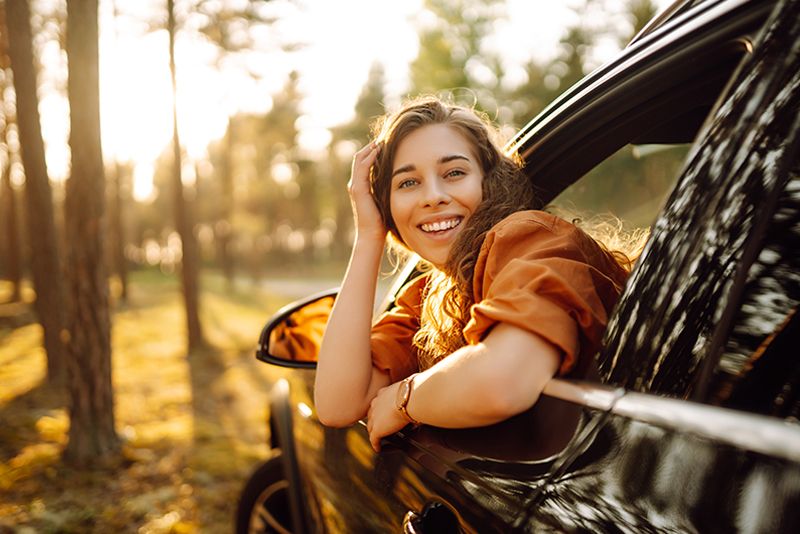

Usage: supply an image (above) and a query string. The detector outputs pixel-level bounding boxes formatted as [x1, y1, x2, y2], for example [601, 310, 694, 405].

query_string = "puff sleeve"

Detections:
[370, 275, 427, 383]
[463, 212, 627, 376]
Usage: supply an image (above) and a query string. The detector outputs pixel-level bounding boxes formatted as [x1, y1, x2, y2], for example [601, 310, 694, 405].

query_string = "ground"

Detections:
[0, 270, 326, 534]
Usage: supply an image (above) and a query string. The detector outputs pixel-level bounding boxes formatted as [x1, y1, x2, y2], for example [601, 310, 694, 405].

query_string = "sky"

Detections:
[27, 0, 675, 198]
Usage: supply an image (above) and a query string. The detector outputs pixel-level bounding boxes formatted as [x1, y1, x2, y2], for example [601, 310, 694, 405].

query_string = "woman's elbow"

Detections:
[476, 328, 560, 419]
[478, 364, 547, 420]
[482, 382, 541, 420]
[315, 397, 366, 428]
[316, 411, 352, 428]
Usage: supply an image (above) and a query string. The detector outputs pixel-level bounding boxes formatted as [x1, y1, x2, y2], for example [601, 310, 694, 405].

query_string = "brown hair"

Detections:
[370, 96, 540, 368]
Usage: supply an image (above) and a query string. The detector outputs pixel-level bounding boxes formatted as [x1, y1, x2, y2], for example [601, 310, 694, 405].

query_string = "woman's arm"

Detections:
[366, 322, 561, 450]
[315, 143, 393, 427]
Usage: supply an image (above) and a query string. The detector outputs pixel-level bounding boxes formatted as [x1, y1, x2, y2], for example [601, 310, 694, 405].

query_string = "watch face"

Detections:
[396, 379, 409, 408]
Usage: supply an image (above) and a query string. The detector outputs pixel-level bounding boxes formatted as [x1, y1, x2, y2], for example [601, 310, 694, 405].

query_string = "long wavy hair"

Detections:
[370, 96, 541, 369]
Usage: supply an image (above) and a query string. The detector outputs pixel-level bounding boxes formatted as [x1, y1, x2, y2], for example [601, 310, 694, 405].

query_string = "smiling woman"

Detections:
[388, 123, 484, 268]
[314, 96, 635, 451]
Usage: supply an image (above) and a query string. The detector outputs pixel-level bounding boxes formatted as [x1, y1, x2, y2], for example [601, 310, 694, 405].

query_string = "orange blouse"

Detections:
[370, 211, 629, 383]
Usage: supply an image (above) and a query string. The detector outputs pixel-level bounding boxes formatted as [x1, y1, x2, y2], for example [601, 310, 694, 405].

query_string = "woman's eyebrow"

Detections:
[439, 154, 470, 165]
[391, 163, 415, 179]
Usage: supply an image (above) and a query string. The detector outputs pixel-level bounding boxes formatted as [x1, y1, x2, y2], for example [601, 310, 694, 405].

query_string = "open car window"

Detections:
[553, 143, 689, 229]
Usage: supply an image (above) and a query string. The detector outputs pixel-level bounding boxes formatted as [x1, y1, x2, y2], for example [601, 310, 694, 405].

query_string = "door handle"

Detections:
[402, 511, 421, 534]
[402, 502, 461, 534]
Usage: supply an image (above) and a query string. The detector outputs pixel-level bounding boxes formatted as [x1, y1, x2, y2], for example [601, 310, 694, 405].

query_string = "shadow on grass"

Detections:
[0, 383, 66, 464]
[0, 272, 295, 533]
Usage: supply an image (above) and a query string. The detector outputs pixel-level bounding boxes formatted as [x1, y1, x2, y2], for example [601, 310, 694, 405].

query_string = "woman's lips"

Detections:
[420, 217, 462, 233]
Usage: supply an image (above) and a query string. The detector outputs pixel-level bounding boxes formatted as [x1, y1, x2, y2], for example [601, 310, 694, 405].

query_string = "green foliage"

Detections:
[556, 144, 690, 228]
[192, 0, 279, 55]
[624, 0, 660, 45]
[409, 0, 506, 110]
[340, 62, 389, 142]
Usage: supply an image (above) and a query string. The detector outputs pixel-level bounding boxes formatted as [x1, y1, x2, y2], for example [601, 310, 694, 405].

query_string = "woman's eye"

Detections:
[398, 179, 417, 189]
[445, 169, 465, 179]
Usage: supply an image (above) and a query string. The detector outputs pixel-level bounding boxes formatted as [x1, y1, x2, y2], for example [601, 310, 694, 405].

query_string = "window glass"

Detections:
[708, 174, 800, 420]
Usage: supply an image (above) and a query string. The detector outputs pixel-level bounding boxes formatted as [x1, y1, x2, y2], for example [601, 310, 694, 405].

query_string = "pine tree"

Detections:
[63, 0, 119, 464]
[409, 0, 506, 110]
[4, 0, 67, 383]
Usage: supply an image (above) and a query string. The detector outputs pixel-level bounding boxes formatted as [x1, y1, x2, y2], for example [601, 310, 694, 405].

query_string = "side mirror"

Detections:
[256, 289, 338, 368]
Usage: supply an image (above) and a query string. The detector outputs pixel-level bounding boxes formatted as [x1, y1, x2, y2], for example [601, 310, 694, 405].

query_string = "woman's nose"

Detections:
[420, 178, 450, 207]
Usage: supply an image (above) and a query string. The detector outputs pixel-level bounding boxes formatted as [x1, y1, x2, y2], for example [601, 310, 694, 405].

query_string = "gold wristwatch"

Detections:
[396, 374, 420, 425]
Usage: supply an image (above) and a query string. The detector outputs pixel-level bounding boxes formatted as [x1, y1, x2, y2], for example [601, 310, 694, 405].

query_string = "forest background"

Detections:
[0, 0, 672, 532]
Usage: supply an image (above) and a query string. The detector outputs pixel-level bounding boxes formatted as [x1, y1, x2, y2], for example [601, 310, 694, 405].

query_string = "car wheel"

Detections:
[236, 456, 294, 534]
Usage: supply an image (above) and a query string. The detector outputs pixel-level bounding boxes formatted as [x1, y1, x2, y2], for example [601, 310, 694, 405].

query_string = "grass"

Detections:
[0, 270, 309, 534]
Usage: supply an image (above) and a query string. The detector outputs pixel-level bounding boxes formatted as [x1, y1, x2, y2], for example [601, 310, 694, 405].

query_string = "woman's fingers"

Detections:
[347, 142, 386, 240]
[366, 397, 383, 451]
[352, 141, 377, 170]
[349, 142, 379, 190]
[355, 141, 377, 160]
[366, 384, 409, 452]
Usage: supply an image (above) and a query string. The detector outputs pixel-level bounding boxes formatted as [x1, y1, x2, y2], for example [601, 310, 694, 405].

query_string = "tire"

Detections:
[236, 456, 294, 534]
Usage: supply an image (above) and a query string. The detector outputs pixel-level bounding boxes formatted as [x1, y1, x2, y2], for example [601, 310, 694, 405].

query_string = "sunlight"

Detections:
[175, 63, 231, 160]
[287, 0, 421, 129]
[99, 28, 233, 167]
[133, 161, 156, 202]
[99, 25, 266, 167]
[100, 31, 174, 164]
[38, 60, 70, 183]
[26, 0, 680, 186]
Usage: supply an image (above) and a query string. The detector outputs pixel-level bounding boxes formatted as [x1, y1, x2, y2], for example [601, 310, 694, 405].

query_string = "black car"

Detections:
[237, 0, 800, 531]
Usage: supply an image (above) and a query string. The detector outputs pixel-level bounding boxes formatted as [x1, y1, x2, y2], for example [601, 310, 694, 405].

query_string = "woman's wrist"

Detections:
[352, 233, 387, 261]
[396, 374, 420, 425]
[403, 370, 432, 425]
[351, 224, 386, 249]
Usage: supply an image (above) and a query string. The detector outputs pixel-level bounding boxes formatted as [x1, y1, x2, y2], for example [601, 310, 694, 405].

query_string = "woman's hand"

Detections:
[349, 142, 386, 243]
[366, 381, 410, 451]
[362, 324, 561, 447]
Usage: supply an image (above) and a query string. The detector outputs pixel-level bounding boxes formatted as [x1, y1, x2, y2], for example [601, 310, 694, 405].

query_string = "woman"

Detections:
[315, 96, 633, 451]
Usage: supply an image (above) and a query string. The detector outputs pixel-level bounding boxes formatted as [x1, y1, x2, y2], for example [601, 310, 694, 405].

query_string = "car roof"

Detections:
[629, 0, 706, 45]
[507, 0, 776, 205]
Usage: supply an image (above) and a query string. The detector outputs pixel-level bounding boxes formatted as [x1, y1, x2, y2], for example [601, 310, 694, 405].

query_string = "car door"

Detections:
[518, 0, 800, 531]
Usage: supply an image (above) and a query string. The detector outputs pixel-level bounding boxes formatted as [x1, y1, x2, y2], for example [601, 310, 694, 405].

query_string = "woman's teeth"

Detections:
[421, 218, 461, 233]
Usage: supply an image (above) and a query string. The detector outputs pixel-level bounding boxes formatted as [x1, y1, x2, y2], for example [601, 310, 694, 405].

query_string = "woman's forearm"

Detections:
[315, 236, 389, 426]
[405, 323, 561, 428]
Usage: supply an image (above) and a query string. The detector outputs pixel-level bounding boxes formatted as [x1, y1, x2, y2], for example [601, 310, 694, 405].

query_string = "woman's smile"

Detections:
[420, 217, 462, 233]
[390, 124, 484, 267]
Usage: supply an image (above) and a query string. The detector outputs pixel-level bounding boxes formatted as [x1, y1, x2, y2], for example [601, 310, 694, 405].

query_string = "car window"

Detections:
[597, 1, 800, 401]
[706, 170, 800, 420]
[553, 143, 689, 229]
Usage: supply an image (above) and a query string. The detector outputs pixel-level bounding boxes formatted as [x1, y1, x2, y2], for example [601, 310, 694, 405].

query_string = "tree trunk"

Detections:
[218, 117, 234, 285]
[63, 0, 118, 464]
[0, 132, 23, 303]
[0, 10, 23, 301]
[107, 0, 127, 302]
[168, 0, 204, 352]
[109, 160, 128, 301]
[5, 0, 67, 382]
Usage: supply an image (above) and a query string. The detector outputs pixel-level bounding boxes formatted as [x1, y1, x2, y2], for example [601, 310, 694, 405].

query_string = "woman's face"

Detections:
[389, 124, 483, 267]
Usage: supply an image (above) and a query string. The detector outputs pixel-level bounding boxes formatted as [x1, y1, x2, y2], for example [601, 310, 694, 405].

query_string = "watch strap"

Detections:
[397, 374, 420, 425]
